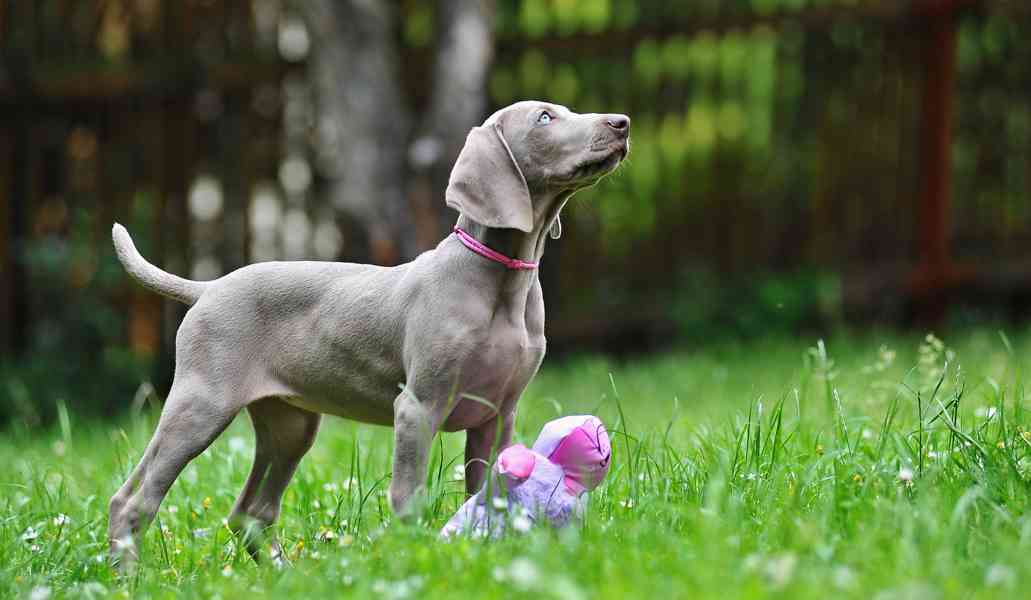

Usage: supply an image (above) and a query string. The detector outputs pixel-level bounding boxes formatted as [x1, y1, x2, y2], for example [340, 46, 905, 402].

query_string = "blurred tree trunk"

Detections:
[408, 0, 495, 250]
[301, 0, 494, 263]
[302, 0, 415, 264]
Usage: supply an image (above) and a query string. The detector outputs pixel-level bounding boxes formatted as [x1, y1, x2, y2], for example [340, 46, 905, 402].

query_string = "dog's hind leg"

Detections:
[464, 409, 516, 496]
[228, 398, 320, 562]
[226, 408, 273, 560]
[107, 385, 237, 571]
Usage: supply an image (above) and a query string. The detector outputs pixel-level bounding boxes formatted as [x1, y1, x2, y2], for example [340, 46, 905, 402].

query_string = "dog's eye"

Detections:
[537, 111, 552, 125]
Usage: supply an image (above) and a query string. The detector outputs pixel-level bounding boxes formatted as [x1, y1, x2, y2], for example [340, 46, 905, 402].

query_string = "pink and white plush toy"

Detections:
[441, 415, 611, 538]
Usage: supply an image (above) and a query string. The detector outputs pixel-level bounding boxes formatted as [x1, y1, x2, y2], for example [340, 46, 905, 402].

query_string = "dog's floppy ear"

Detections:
[446, 123, 533, 232]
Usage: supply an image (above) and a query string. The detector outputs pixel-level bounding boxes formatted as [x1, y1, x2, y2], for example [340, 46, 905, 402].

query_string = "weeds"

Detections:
[1, 329, 1029, 599]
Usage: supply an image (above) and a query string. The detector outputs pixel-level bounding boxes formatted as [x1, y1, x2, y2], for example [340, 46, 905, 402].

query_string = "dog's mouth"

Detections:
[574, 142, 629, 180]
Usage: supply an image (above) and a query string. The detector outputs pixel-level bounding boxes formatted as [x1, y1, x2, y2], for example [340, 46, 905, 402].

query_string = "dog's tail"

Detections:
[112, 223, 207, 306]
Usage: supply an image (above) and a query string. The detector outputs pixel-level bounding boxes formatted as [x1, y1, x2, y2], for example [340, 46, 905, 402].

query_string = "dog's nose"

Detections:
[604, 114, 630, 137]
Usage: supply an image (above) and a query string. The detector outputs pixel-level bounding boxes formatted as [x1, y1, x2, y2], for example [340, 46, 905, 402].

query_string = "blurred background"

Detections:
[1, 0, 1030, 426]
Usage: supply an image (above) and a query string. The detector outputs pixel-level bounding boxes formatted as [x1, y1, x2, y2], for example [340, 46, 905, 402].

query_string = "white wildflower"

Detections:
[507, 557, 540, 590]
[370, 576, 423, 600]
[742, 553, 763, 572]
[75, 582, 107, 600]
[29, 586, 52, 600]
[552, 576, 586, 600]
[832, 566, 856, 589]
[975, 406, 998, 419]
[21, 526, 40, 541]
[898, 467, 915, 484]
[491, 496, 509, 511]
[985, 563, 1015, 588]
[763, 553, 797, 589]
[228, 436, 247, 454]
[512, 514, 533, 533]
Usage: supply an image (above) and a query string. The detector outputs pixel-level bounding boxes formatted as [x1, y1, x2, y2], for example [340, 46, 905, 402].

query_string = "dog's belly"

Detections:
[280, 393, 396, 426]
[270, 356, 405, 426]
[254, 280, 409, 424]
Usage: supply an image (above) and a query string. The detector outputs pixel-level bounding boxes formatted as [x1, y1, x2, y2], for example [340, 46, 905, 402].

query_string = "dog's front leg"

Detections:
[389, 386, 442, 519]
[464, 409, 516, 496]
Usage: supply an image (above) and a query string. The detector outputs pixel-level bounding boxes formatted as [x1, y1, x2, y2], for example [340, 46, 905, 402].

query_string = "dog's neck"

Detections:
[447, 191, 571, 316]
[454, 218, 539, 269]
[455, 190, 571, 264]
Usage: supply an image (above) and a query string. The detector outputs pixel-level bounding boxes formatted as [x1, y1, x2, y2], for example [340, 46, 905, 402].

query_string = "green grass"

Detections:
[3, 328, 1031, 599]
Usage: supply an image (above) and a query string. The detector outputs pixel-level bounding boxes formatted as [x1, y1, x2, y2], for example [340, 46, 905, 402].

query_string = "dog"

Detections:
[107, 100, 629, 567]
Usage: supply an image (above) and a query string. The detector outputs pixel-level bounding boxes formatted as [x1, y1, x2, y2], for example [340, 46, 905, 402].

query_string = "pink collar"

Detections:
[452, 226, 538, 270]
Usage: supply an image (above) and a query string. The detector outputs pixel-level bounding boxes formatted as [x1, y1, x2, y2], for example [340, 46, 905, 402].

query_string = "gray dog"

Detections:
[107, 100, 629, 566]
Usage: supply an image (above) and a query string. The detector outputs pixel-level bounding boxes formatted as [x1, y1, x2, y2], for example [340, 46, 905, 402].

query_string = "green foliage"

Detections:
[402, 2, 434, 47]
[954, 12, 1031, 240]
[490, 1, 1031, 272]
[671, 268, 842, 341]
[495, 15, 794, 245]
[2, 331, 1030, 598]
[2, 203, 152, 427]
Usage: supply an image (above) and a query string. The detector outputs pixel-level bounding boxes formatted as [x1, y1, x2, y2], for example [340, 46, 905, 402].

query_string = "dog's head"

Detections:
[446, 101, 630, 235]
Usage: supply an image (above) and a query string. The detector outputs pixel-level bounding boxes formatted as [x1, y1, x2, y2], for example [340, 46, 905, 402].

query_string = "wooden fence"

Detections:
[1, 0, 293, 361]
[489, 0, 1031, 346]
[2, 0, 1031, 365]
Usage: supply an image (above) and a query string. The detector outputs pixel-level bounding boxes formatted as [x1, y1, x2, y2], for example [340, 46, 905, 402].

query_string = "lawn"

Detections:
[2, 328, 1030, 599]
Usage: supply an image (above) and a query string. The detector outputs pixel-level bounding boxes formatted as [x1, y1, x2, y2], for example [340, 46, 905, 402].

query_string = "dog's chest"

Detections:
[468, 337, 544, 384]
[442, 331, 545, 430]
